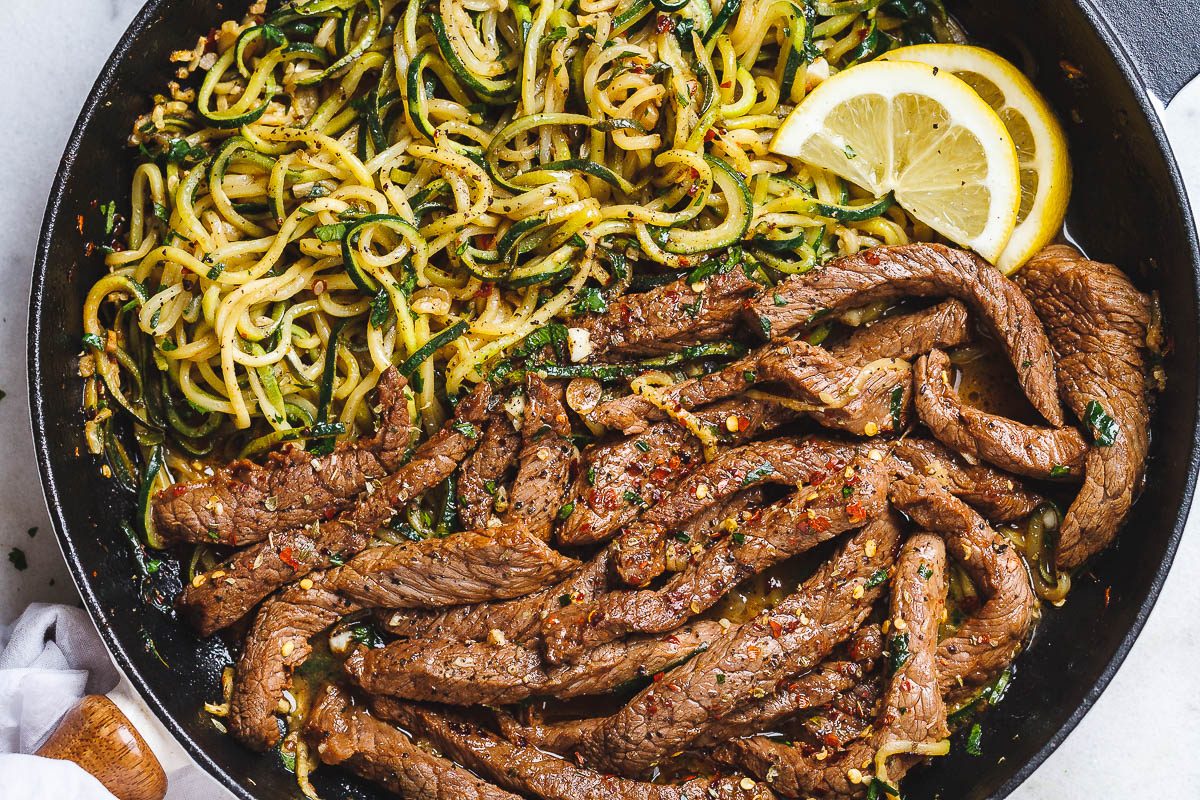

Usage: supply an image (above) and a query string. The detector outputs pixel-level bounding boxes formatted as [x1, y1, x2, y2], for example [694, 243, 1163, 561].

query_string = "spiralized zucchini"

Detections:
[81, 0, 946, 467]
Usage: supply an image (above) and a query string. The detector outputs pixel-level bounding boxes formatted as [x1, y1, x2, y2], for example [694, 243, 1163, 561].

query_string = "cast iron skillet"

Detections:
[27, 1, 1200, 798]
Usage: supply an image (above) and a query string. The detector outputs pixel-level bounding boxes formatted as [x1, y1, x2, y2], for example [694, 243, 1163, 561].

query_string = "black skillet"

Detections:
[27, 1, 1200, 798]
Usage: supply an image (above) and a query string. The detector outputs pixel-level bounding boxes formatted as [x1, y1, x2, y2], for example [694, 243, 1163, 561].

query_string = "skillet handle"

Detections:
[36, 694, 168, 800]
[1086, 0, 1200, 103]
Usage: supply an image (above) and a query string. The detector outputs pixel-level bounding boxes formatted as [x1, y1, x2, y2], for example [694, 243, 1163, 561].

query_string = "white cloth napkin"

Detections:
[0, 603, 236, 800]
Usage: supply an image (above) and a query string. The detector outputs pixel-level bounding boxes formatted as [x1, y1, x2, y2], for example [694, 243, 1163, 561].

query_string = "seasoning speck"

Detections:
[8, 548, 28, 571]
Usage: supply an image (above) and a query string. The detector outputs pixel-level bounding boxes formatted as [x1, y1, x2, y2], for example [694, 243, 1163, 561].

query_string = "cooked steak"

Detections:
[329, 524, 578, 608]
[378, 546, 613, 644]
[371, 699, 777, 800]
[178, 382, 493, 636]
[229, 574, 361, 751]
[559, 399, 792, 546]
[552, 513, 902, 775]
[830, 299, 972, 365]
[346, 620, 722, 706]
[589, 339, 911, 438]
[720, 533, 948, 797]
[914, 348, 1087, 479]
[614, 437, 862, 586]
[504, 376, 575, 539]
[153, 369, 413, 546]
[545, 455, 888, 664]
[576, 266, 761, 358]
[458, 415, 520, 530]
[305, 683, 520, 800]
[890, 475, 1037, 691]
[890, 438, 1044, 523]
[1018, 245, 1153, 568]
[745, 243, 1064, 425]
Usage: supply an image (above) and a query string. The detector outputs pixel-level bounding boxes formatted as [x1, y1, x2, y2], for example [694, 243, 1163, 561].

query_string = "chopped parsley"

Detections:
[350, 623, 386, 649]
[772, 292, 787, 307]
[889, 385, 904, 430]
[369, 288, 391, 329]
[8, 548, 27, 571]
[917, 562, 933, 580]
[866, 568, 889, 588]
[314, 223, 348, 242]
[573, 287, 608, 315]
[674, 532, 691, 543]
[100, 201, 117, 236]
[586, 466, 597, 486]
[556, 502, 576, 520]
[888, 632, 910, 673]
[559, 593, 573, 607]
[206, 262, 226, 281]
[623, 489, 647, 507]
[716, 671, 726, 684]
[843, 144, 858, 159]
[1084, 400, 1118, 446]
[1049, 464, 1071, 478]
[635, 440, 651, 453]
[865, 778, 900, 799]
[965, 722, 983, 756]
[452, 421, 479, 439]
[731, 531, 746, 545]
[740, 463, 777, 487]
[743, 370, 757, 383]
[842, 485, 854, 498]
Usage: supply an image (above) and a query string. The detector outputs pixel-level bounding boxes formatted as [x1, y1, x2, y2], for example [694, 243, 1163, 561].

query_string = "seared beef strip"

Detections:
[458, 415, 520, 530]
[346, 620, 723, 706]
[229, 574, 361, 750]
[536, 513, 901, 775]
[914, 349, 1088, 480]
[378, 546, 613, 644]
[576, 266, 761, 358]
[890, 475, 1037, 691]
[890, 438, 1043, 523]
[560, 399, 792, 546]
[589, 338, 912, 438]
[830, 299, 972, 366]
[329, 523, 578, 608]
[305, 684, 520, 800]
[372, 699, 778, 800]
[544, 455, 888, 665]
[720, 534, 948, 797]
[614, 437, 861, 586]
[745, 243, 1064, 425]
[694, 626, 884, 747]
[154, 369, 413, 547]
[178, 382, 493, 636]
[1018, 245, 1153, 569]
[504, 376, 575, 539]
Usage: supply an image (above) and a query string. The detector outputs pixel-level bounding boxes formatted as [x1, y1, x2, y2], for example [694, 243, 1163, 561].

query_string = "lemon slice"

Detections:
[881, 44, 1071, 274]
[770, 60, 1021, 265]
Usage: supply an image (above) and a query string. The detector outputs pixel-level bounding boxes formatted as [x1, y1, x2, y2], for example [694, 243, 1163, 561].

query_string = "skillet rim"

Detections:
[25, 1, 1200, 798]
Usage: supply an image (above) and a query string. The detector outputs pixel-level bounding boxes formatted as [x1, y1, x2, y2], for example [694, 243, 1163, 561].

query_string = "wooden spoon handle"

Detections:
[36, 694, 167, 800]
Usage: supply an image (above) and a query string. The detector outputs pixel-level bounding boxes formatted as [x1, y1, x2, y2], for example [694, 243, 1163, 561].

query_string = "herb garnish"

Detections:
[1084, 400, 1118, 446]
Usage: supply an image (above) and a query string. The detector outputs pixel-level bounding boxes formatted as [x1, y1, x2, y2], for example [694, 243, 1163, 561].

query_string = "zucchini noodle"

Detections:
[81, 0, 944, 471]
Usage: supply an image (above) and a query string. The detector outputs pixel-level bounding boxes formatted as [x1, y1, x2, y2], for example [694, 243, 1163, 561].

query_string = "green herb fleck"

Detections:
[557, 502, 576, 520]
[741, 463, 777, 487]
[732, 531, 746, 545]
[453, 421, 478, 439]
[1049, 464, 1071, 478]
[1084, 400, 1118, 446]
[586, 466, 597, 486]
[100, 201, 117, 236]
[843, 144, 858, 159]
[889, 632, 910, 673]
[314, 223, 348, 242]
[623, 490, 647, 507]
[842, 485, 854, 498]
[350, 623, 385, 649]
[8, 548, 27, 571]
[742, 370, 757, 383]
[559, 593, 573, 607]
[206, 262, 226, 281]
[966, 722, 983, 756]
[772, 292, 787, 307]
[152, 202, 168, 221]
[716, 671, 726, 684]
[866, 568, 888, 588]
[635, 440, 651, 453]
[917, 562, 932, 580]
[369, 288, 391, 329]
[574, 287, 608, 315]
[675, 532, 691, 543]
[889, 385, 904, 430]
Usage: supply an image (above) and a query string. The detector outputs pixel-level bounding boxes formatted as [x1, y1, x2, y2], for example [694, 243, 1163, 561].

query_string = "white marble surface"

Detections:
[1, 1, 1198, 797]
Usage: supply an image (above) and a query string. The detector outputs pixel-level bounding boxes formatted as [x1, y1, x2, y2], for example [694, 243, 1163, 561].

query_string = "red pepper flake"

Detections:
[76, 215, 85, 234]
[720, 81, 733, 89]
[865, 250, 881, 266]
[678, 256, 691, 266]
[655, 14, 674, 33]
[704, 128, 717, 142]
[279, 547, 301, 570]
[322, 506, 337, 520]
[810, 516, 832, 533]
[1103, 586, 1111, 608]
[473, 282, 494, 299]
[769, 620, 783, 638]
[652, 671, 665, 683]
[737, 415, 750, 432]
[846, 502, 866, 522]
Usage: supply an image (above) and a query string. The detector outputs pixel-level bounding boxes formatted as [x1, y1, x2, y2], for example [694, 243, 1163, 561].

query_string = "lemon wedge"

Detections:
[881, 44, 1071, 273]
[770, 59, 1021, 265]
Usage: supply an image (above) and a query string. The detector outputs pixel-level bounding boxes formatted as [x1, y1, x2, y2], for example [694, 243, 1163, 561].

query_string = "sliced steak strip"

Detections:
[560, 399, 792, 547]
[378, 546, 613, 644]
[371, 699, 777, 800]
[504, 376, 575, 539]
[555, 513, 902, 775]
[695, 626, 884, 747]
[458, 415, 520, 530]
[329, 524, 578, 608]
[590, 339, 911, 438]
[1018, 245, 1153, 569]
[546, 455, 888, 665]
[305, 684, 520, 800]
[830, 299, 972, 365]
[890, 474, 1037, 691]
[154, 369, 413, 546]
[614, 437, 861, 586]
[576, 266, 760, 358]
[720, 533, 949, 797]
[890, 438, 1043, 523]
[346, 620, 722, 706]
[746, 243, 1063, 425]
[178, 382, 493, 636]
[914, 349, 1088, 480]
[229, 574, 360, 750]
